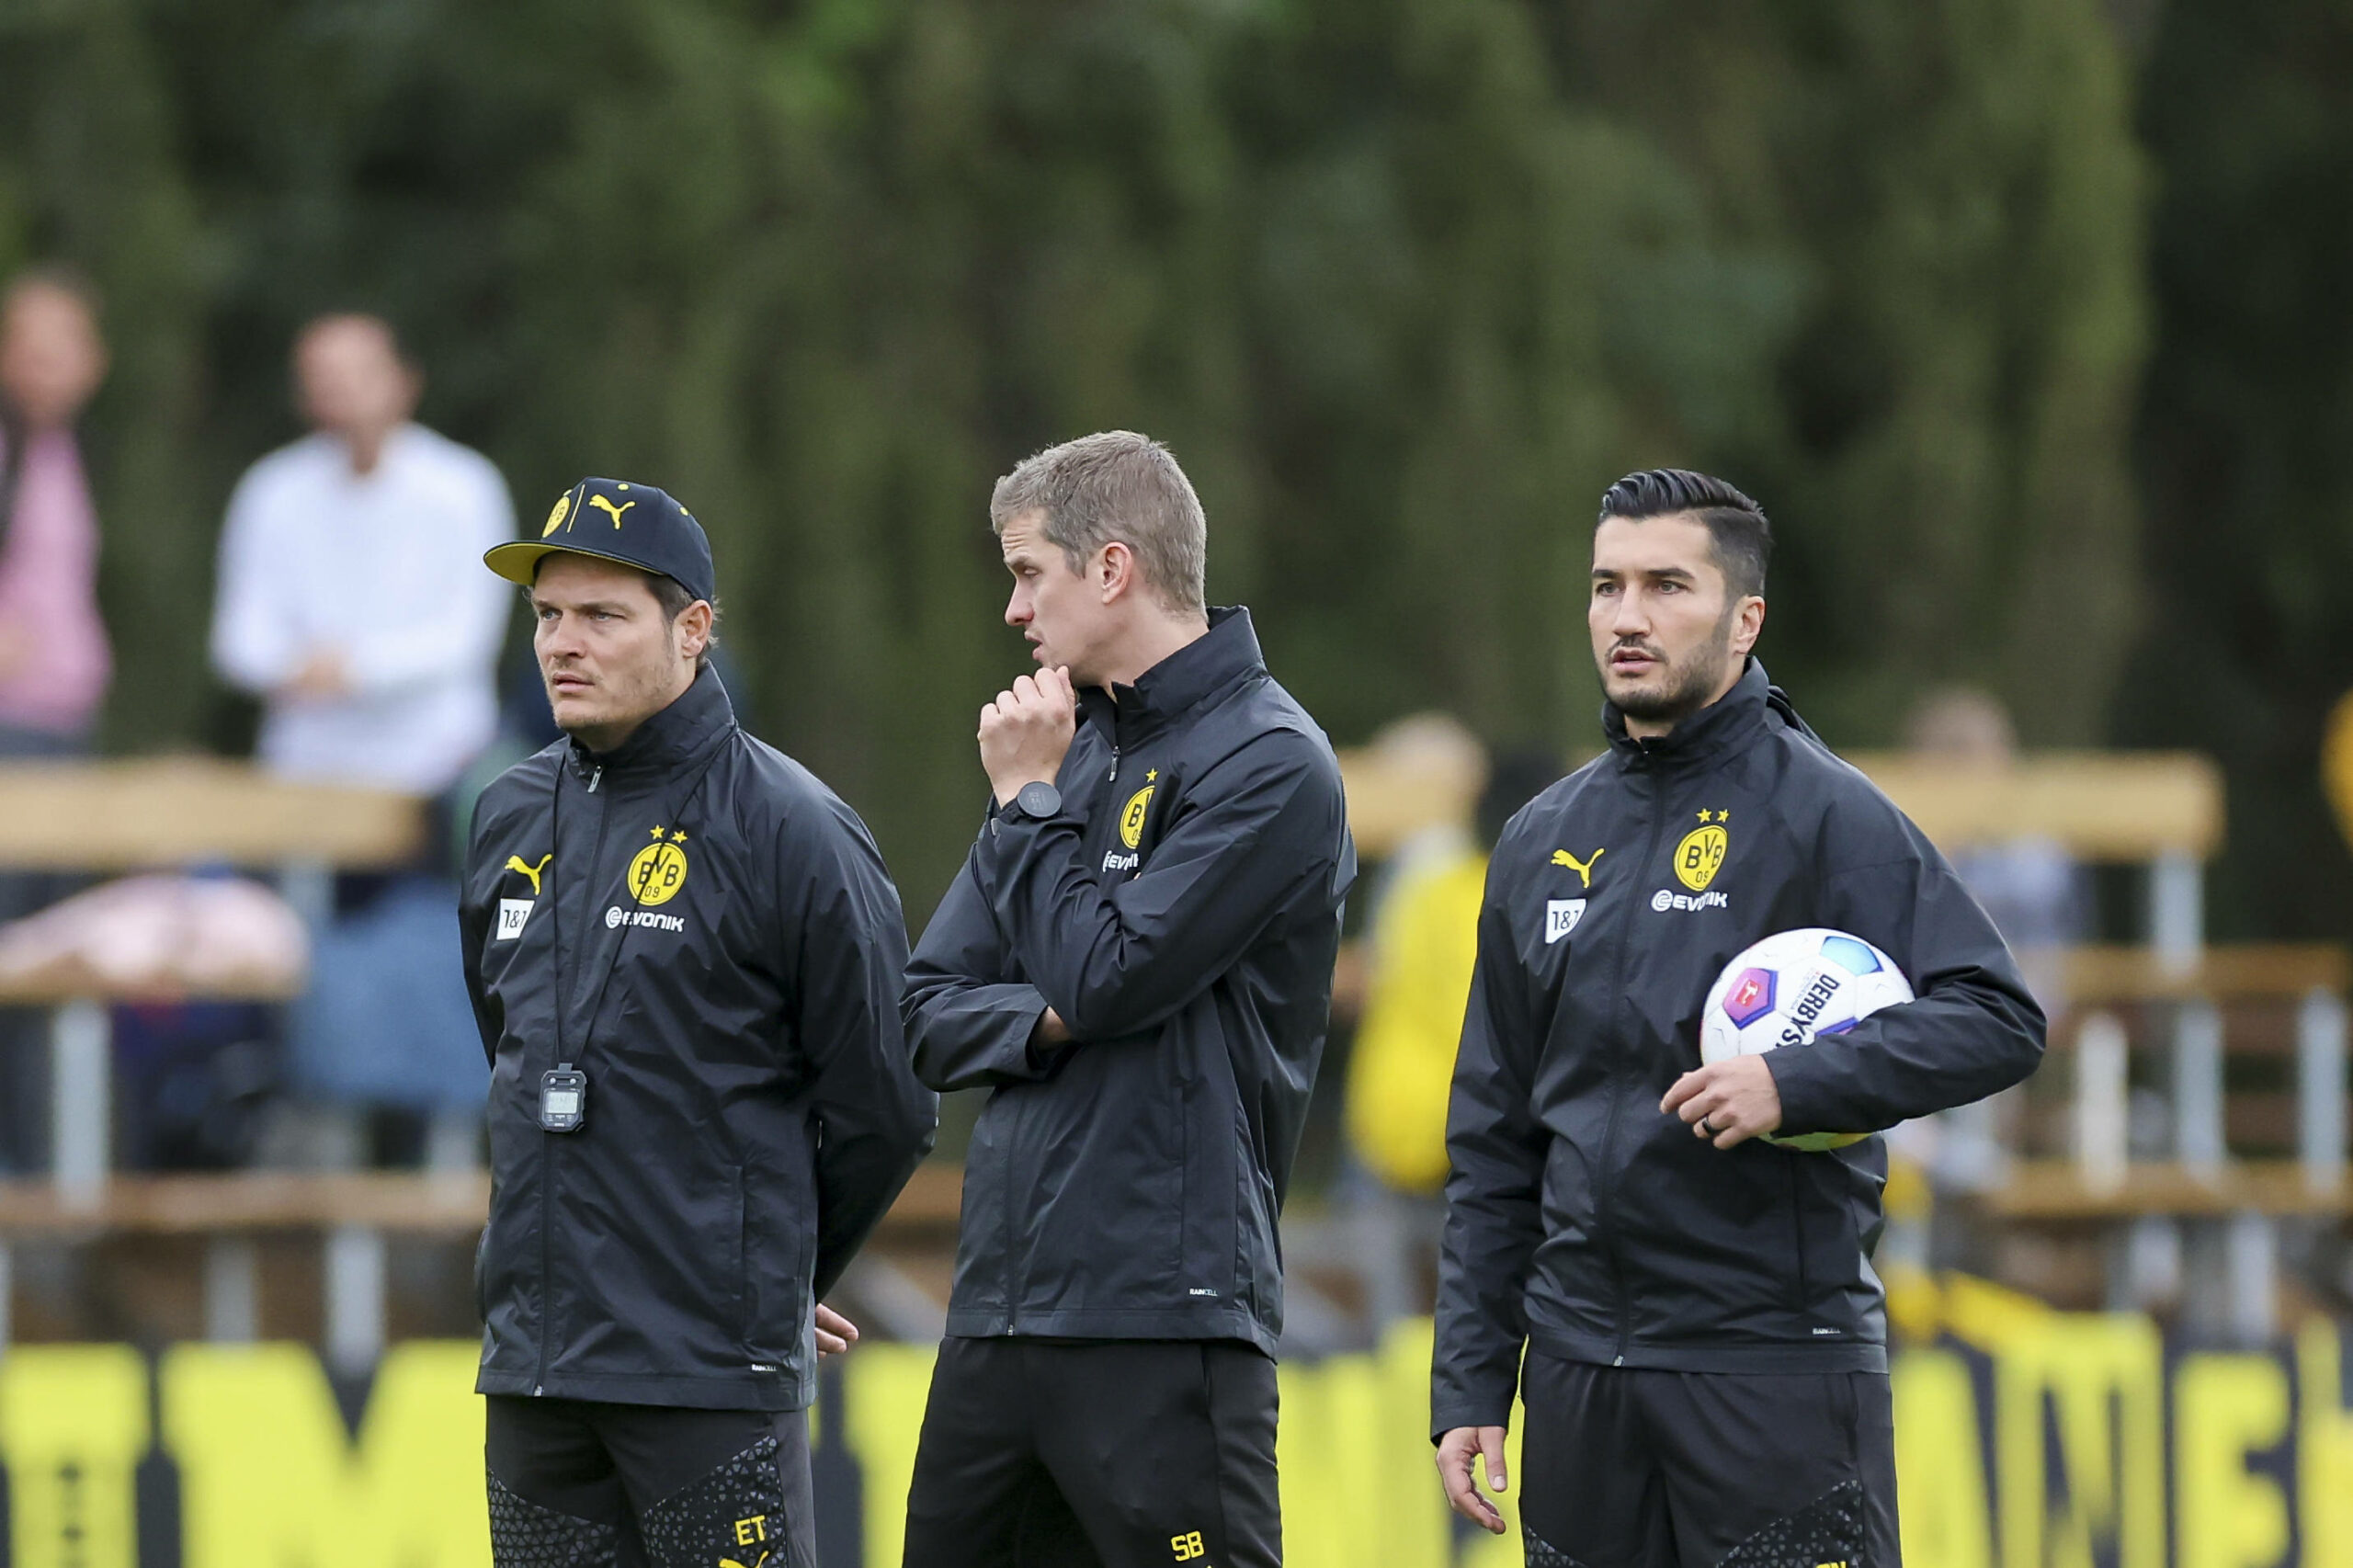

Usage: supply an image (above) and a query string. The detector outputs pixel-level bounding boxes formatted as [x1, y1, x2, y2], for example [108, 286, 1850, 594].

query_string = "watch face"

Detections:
[1017, 780, 1061, 819]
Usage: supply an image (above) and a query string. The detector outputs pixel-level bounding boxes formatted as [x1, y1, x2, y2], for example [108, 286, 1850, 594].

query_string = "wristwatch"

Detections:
[1006, 780, 1063, 821]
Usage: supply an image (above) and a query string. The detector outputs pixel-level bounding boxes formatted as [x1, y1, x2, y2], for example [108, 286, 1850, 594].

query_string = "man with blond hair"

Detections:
[903, 431, 1356, 1566]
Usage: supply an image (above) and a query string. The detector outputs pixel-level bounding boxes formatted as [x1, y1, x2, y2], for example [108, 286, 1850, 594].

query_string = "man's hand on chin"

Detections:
[980, 665, 1077, 806]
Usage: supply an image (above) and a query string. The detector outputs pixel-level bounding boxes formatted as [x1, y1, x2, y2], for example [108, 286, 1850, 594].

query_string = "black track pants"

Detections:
[903, 1337, 1282, 1568]
[1516, 1352, 1900, 1568]
[484, 1396, 817, 1568]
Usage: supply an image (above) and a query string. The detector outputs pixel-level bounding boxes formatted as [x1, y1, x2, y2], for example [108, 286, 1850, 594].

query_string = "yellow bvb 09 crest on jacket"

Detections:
[1119, 771, 1158, 850]
[628, 825, 690, 906]
[1673, 810, 1729, 892]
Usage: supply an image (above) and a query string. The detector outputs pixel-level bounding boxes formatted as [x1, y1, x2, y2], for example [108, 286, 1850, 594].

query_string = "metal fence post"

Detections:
[50, 999, 110, 1210]
[2076, 1011, 2130, 1194]
[2173, 999, 2226, 1180]
[324, 1224, 386, 1377]
[2299, 986, 2347, 1195]
[2150, 849, 2203, 975]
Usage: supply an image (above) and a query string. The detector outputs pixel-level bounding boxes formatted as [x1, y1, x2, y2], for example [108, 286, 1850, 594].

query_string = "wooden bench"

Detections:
[1980, 1160, 2353, 1221]
[1336, 746, 2224, 862]
[0, 759, 424, 1204]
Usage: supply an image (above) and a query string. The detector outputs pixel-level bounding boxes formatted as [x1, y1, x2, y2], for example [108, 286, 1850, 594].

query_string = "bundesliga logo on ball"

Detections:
[1699, 927, 1915, 1152]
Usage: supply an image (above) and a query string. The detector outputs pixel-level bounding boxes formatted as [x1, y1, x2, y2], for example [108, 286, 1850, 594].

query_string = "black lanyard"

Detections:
[544, 740, 727, 1072]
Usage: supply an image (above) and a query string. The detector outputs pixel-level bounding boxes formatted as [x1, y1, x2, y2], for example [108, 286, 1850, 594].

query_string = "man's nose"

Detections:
[1005, 588, 1029, 628]
[1610, 590, 1650, 637]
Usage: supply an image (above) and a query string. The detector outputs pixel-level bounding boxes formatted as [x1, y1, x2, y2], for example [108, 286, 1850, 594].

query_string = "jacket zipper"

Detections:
[1596, 754, 1669, 1365]
[535, 761, 613, 1394]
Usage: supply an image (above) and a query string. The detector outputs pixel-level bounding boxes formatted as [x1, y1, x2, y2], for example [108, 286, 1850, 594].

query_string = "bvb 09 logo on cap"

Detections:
[629, 825, 690, 906]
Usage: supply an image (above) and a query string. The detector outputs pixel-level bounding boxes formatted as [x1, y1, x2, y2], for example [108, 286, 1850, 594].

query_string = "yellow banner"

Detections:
[1, 1284, 2347, 1566]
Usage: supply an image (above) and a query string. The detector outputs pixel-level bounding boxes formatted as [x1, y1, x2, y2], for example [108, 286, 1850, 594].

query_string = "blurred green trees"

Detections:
[0, 0, 2152, 915]
[2118, 2, 2353, 939]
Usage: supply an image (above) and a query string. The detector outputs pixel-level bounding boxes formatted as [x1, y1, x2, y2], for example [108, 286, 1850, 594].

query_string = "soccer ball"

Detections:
[1699, 927, 1914, 1153]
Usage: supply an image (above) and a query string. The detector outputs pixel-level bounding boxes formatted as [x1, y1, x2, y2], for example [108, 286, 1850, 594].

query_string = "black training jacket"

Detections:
[461, 669, 936, 1412]
[904, 608, 1355, 1354]
[1432, 660, 2044, 1435]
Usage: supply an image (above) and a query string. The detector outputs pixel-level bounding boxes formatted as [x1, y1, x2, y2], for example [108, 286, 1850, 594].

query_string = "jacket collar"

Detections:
[1605, 656, 1801, 770]
[566, 665, 736, 784]
[1079, 606, 1265, 744]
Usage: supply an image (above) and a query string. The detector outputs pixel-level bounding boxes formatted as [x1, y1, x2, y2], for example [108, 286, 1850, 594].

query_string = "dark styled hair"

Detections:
[1596, 468, 1770, 600]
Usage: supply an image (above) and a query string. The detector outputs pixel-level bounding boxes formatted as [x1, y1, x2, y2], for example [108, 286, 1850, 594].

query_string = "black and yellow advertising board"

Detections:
[0, 1275, 2347, 1566]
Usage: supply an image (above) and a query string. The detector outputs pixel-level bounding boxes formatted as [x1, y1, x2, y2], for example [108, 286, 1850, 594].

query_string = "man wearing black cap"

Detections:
[461, 478, 937, 1568]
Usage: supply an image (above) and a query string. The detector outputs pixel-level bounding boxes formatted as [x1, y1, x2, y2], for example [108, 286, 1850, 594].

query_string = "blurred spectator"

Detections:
[0, 269, 111, 757]
[1364, 711, 1489, 888]
[1891, 687, 2084, 1212]
[1345, 748, 1562, 1324]
[1349, 749, 1564, 1194]
[210, 313, 511, 794]
[2320, 687, 2353, 858]
[209, 315, 510, 1165]
[1904, 686, 2086, 956]
[0, 268, 115, 1173]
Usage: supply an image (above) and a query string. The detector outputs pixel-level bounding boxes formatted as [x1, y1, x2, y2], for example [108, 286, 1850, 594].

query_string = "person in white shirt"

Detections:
[210, 313, 514, 796]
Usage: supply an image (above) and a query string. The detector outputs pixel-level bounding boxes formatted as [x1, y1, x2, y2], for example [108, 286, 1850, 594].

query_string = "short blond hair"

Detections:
[990, 431, 1207, 616]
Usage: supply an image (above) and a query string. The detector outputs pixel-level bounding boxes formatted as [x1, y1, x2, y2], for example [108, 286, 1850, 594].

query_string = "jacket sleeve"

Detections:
[1431, 857, 1547, 1438]
[1766, 803, 2048, 1137]
[902, 838, 1059, 1092]
[460, 796, 502, 1067]
[976, 732, 1347, 1042]
[779, 797, 939, 1301]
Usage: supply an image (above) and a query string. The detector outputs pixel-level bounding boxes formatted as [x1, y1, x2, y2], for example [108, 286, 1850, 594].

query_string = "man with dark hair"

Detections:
[901, 431, 1354, 1566]
[463, 479, 936, 1567]
[1432, 469, 2045, 1567]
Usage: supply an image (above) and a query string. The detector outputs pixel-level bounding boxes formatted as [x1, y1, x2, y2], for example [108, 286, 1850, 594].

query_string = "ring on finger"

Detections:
[1699, 1117, 1719, 1137]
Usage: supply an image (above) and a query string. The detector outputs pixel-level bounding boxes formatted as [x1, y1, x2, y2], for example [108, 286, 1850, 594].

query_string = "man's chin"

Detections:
[1606, 677, 1701, 724]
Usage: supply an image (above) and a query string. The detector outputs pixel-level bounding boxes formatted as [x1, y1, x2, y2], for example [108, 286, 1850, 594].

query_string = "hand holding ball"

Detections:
[1682, 928, 1914, 1153]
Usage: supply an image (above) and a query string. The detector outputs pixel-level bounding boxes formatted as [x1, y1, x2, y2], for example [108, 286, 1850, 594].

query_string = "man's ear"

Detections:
[1731, 595, 1766, 655]
[1097, 541, 1136, 605]
[676, 600, 714, 661]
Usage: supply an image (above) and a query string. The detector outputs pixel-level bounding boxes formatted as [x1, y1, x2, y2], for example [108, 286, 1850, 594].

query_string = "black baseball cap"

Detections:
[484, 477, 716, 604]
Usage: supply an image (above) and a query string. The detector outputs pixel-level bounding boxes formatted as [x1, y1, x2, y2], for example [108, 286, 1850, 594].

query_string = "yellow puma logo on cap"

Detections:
[1551, 846, 1604, 888]
[587, 494, 634, 528]
[503, 854, 552, 895]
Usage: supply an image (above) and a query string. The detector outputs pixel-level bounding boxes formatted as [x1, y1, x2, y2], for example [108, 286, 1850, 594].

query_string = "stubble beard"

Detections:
[1606, 614, 1738, 726]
